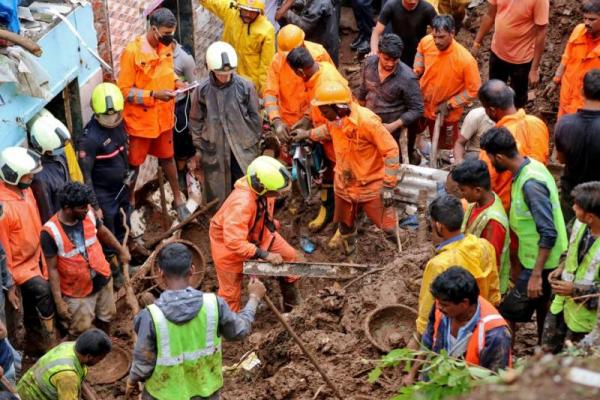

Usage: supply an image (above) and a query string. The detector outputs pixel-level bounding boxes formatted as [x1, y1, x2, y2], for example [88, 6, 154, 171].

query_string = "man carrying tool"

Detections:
[545, 0, 600, 118]
[480, 127, 568, 345]
[473, 0, 549, 108]
[41, 183, 130, 337]
[209, 156, 300, 312]
[414, 15, 480, 154]
[478, 79, 550, 210]
[554, 70, 600, 223]
[198, 0, 275, 94]
[28, 111, 72, 223]
[78, 82, 130, 287]
[264, 24, 333, 142]
[414, 194, 500, 340]
[543, 182, 600, 353]
[286, 47, 348, 232]
[358, 33, 424, 164]
[291, 80, 400, 255]
[406, 267, 511, 384]
[451, 159, 510, 295]
[125, 242, 267, 399]
[117, 8, 189, 221]
[0, 147, 55, 354]
[275, 0, 339, 65]
[188, 41, 261, 206]
[17, 328, 112, 400]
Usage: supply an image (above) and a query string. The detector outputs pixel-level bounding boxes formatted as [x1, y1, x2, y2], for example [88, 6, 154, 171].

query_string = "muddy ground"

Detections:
[38, 1, 593, 398]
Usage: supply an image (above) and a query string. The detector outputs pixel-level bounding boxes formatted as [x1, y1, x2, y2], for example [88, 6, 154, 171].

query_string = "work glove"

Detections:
[382, 187, 395, 208]
[291, 116, 313, 131]
[437, 101, 450, 116]
[273, 118, 290, 142]
[290, 128, 310, 143]
[125, 380, 141, 399]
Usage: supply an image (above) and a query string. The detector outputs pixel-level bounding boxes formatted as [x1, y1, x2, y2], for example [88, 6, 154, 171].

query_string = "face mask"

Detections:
[17, 182, 32, 190]
[155, 29, 174, 46]
[96, 113, 123, 129]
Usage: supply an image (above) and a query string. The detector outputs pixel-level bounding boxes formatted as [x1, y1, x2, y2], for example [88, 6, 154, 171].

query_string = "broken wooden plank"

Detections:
[243, 261, 371, 279]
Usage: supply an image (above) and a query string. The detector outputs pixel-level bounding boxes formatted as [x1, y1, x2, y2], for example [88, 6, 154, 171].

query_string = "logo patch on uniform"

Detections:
[103, 138, 112, 146]
[78, 150, 86, 158]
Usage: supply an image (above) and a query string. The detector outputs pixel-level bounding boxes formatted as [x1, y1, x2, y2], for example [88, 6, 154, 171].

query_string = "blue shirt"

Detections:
[435, 233, 465, 252]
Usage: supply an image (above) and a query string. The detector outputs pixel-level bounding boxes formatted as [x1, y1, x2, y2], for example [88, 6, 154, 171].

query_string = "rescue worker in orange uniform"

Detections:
[292, 81, 400, 255]
[117, 8, 189, 220]
[0, 147, 55, 354]
[414, 15, 480, 152]
[209, 156, 300, 312]
[478, 79, 550, 210]
[405, 268, 511, 385]
[42, 183, 130, 337]
[546, 0, 600, 118]
[282, 46, 348, 232]
[264, 24, 334, 143]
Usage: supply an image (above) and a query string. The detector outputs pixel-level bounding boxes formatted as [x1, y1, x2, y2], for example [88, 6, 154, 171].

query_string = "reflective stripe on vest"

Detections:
[476, 314, 504, 354]
[44, 210, 99, 259]
[148, 294, 221, 367]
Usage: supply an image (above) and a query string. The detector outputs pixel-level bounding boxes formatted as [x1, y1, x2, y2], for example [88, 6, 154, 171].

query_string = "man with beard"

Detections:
[199, 0, 275, 94]
[41, 183, 130, 337]
[359, 33, 424, 164]
[480, 128, 567, 345]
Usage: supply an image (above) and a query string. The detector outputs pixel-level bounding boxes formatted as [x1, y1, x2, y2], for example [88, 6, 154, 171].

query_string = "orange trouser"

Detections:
[215, 232, 297, 312]
[333, 194, 397, 233]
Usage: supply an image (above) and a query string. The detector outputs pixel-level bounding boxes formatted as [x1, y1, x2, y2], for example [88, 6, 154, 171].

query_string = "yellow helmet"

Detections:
[247, 156, 291, 195]
[311, 80, 352, 107]
[237, 0, 265, 12]
[91, 82, 124, 115]
[277, 24, 305, 52]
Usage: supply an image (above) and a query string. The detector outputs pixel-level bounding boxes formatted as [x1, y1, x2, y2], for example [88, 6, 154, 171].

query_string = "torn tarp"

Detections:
[0, 45, 51, 99]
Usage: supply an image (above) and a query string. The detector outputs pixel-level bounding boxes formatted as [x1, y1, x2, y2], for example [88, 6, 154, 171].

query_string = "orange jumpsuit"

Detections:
[209, 178, 296, 311]
[310, 102, 400, 231]
[117, 36, 177, 166]
[264, 41, 334, 126]
[557, 24, 600, 118]
[480, 109, 550, 210]
[414, 35, 481, 149]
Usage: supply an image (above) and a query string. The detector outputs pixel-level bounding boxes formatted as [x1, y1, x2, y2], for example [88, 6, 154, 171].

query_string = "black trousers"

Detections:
[351, 0, 375, 39]
[489, 51, 532, 109]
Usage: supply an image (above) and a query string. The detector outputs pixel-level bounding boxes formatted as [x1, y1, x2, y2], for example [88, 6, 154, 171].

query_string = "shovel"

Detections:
[429, 112, 444, 168]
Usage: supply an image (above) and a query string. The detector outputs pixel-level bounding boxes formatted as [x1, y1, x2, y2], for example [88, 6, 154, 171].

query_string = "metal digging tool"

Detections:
[120, 209, 140, 328]
[263, 295, 344, 400]
[429, 112, 444, 168]
[243, 261, 371, 279]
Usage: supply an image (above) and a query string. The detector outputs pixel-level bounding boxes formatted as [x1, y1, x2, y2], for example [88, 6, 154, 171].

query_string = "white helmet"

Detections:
[29, 115, 71, 154]
[206, 41, 238, 72]
[0, 147, 43, 185]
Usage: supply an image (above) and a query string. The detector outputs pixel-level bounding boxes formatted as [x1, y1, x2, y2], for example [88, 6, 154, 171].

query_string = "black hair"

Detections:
[75, 328, 112, 357]
[431, 15, 455, 33]
[58, 182, 94, 209]
[286, 47, 315, 70]
[431, 267, 480, 305]
[450, 159, 491, 191]
[583, 69, 600, 101]
[157, 242, 192, 277]
[149, 8, 177, 28]
[583, 0, 600, 14]
[478, 79, 515, 109]
[572, 181, 600, 218]
[429, 194, 464, 231]
[480, 127, 519, 158]
[378, 33, 404, 59]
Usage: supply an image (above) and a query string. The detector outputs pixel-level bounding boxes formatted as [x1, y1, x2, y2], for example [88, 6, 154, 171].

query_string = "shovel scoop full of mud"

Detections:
[364, 304, 418, 353]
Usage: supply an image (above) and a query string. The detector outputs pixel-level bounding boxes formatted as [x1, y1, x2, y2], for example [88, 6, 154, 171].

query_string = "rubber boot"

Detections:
[341, 230, 358, 256]
[278, 278, 302, 312]
[40, 315, 59, 349]
[308, 186, 334, 232]
[327, 228, 342, 250]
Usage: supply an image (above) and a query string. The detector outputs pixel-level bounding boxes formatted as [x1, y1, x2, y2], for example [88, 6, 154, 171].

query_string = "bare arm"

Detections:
[529, 25, 548, 86]
[473, 4, 497, 48]
[47, 256, 64, 306]
[369, 22, 386, 56]
[453, 135, 468, 164]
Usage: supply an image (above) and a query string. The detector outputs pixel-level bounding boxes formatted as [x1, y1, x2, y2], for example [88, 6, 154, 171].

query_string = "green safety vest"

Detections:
[462, 193, 511, 294]
[509, 159, 568, 270]
[550, 221, 600, 333]
[145, 293, 224, 399]
[17, 342, 86, 400]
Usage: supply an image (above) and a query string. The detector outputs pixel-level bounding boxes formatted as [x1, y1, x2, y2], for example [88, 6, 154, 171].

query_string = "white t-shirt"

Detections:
[460, 107, 495, 154]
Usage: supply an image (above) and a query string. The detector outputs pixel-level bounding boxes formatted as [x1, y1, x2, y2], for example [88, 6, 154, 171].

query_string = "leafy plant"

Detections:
[368, 348, 497, 400]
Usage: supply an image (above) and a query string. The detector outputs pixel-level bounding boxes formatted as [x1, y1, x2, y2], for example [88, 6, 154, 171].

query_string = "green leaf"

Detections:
[367, 367, 382, 383]
[467, 366, 494, 379]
